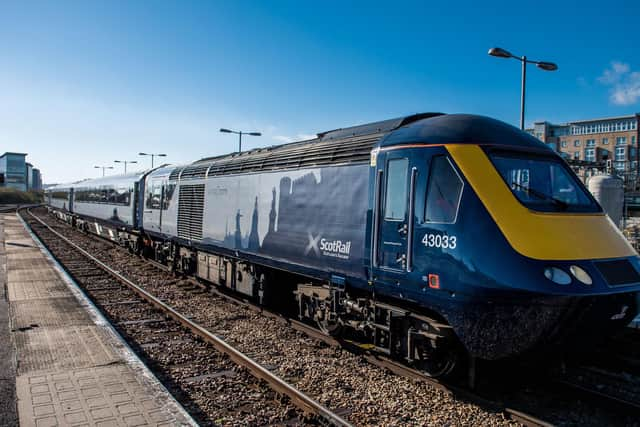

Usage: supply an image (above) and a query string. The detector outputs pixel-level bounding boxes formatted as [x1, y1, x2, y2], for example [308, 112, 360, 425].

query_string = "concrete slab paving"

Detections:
[1, 213, 195, 426]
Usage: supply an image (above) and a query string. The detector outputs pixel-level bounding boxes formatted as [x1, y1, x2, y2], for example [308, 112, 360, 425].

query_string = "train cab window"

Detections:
[425, 156, 463, 223]
[490, 151, 600, 213]
[384, 158, 408, 220]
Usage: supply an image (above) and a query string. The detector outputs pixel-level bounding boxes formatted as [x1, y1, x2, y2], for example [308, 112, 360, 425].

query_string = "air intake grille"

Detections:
[177, 184, 205, 241]
[169, 168, 182, 181]
[179, 164, 209, 180]
[595, 259, 640, 286]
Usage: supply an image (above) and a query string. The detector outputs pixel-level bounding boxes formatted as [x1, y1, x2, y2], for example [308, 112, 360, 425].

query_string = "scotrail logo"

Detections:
[305, 232, 351, 260]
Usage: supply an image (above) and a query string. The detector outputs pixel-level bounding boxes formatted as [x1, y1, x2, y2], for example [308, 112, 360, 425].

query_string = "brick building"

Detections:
[528, 114, 640, 181]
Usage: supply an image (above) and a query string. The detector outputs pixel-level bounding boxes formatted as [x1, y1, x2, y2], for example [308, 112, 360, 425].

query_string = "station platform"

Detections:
[0, 212, 195, 427]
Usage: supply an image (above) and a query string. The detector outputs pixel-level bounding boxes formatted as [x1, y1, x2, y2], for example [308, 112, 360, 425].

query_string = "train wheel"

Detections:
[317, 317, 342, 337]
[412, 340, 458, 378]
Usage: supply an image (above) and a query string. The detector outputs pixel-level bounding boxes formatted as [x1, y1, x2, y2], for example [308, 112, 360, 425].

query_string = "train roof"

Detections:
[380, 114, 552, 150]
[168, 113, 551, 182]
[46, 170, 152, 191]
[171, 113, 443, 181]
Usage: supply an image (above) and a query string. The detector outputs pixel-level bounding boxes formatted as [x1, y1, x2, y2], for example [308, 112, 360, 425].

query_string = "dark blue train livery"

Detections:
[46, 113, 640, 377]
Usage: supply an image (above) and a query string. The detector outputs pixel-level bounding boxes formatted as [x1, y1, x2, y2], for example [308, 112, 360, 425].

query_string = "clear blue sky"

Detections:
[1, 0, 639, 183]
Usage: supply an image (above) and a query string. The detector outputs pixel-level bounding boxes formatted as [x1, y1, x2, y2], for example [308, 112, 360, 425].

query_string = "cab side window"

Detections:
[425, 156, 463, 223]
[384, 158, 408, 220]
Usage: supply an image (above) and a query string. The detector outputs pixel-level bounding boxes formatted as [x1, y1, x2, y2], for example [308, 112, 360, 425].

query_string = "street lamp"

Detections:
[94, 165, 114, 177]
[138, 152, 167, 168]
[488, 47, 558, 130]
[219, 128, 262, 153]
[114, 160, 137, 173]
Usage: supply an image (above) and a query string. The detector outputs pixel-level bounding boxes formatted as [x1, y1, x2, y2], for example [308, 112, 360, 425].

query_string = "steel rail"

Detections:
[22, 208, 353, 427]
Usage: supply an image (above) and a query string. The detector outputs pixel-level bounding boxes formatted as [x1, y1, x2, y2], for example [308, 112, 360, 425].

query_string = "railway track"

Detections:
[20, 208, 351, 426]
[21, 207, 640, 426]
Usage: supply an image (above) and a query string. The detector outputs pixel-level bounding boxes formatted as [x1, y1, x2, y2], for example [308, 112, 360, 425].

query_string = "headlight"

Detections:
[544, 267, 571, 285]
[569, 265, 592, 285]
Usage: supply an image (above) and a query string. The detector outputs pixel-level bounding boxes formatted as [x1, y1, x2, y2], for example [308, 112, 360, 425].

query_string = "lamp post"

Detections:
[138, 152, 167, 168]
[219, 128, 262, 153]
[114, 160, 137, 173]
[488, 47, 558, 130]
[94, 165, 114, 177]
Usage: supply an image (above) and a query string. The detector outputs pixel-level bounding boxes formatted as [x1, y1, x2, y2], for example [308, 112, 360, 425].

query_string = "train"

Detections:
[46, 113, 640, 377]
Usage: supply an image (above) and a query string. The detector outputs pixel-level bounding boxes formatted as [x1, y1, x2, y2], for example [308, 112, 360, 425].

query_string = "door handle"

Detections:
[398, 224, 408, 235]
[396, 253, 407, 268]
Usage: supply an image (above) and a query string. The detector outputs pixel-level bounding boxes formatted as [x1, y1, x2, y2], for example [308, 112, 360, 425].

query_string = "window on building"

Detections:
[615, 162, 625, 171]
[574, 151, 580, 159]
[585, 148, 596, 162]
[616, 136, 627, 145]
[602, 137, 609, 145]
[586, 139, 595, 147]
[615, 147, 626, 161]
[425, 156, 463, 223]
[574, 140, 581, 147]
[632, 136, 636, 145]
[561, 140, 567, 148]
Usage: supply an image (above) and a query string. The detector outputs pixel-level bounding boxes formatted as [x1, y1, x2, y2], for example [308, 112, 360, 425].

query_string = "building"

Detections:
[26, 162, 33, 190]
[528, 114, 640, 186]
[0, 152, 43, 191]
[32, 168, 43, 191]
[0, 152, 28, 191]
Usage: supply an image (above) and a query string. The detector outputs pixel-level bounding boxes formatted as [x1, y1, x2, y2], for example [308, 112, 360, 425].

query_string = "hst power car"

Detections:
[47, 113, 640, 377]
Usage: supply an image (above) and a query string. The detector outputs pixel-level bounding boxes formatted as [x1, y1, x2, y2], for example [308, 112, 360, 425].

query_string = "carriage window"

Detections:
[384, 158, 408, 220]
[425, 156, 463, 223]
[115, 187, 130, 205]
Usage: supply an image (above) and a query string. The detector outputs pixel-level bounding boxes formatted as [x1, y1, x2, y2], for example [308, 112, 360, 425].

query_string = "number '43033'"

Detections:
[422, 233, 457, 249]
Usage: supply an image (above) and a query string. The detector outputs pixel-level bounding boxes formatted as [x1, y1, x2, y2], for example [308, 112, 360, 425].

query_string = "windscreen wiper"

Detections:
[511, 182, 568, 210]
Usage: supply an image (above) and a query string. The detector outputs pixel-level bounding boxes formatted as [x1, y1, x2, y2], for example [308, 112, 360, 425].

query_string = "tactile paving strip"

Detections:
[3, 251, 43, 261]
[8, 279, 72, 301]
[8, 268, 60, 283]
[7, 258, 53, 271]
[14, 326, 120, 374]
[10, 297, 93, 328]
[17, 364, 190, 427]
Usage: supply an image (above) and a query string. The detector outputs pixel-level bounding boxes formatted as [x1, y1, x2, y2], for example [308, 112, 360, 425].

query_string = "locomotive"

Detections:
[46, 113, 640, 377]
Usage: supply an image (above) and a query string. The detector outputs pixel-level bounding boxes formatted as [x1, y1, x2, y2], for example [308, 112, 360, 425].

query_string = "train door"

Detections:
[371, 149, 420, 294]
[144, 179, 164, 233]
[68, 188, 74, 213]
